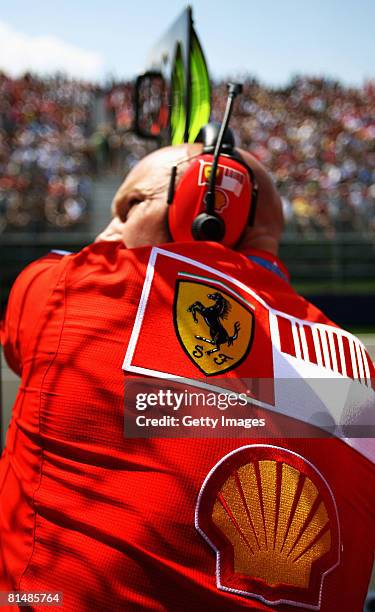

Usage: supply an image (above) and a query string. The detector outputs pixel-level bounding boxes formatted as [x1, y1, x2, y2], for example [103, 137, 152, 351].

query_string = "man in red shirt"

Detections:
[1, 141, 374, 611]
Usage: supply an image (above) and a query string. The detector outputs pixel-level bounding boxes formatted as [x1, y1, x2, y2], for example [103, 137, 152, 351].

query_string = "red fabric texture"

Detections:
[0, 241, 374, 611]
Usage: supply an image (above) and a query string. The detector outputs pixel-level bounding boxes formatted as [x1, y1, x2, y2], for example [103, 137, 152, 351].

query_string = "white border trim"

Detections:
[195, 444, 341, 610]
[122, 248, 157, 371]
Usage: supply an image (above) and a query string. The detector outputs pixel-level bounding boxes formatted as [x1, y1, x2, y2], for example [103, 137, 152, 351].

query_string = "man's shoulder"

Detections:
[142, 241, 374, 372]
[6, 249, 71, 302]
[152, 241, 337, 324]
[52, 240, 362, 346]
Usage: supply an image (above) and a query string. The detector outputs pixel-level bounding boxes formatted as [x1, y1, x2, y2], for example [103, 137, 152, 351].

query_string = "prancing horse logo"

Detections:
[173, 279, 254, 375]
[187, 292, 240, 355]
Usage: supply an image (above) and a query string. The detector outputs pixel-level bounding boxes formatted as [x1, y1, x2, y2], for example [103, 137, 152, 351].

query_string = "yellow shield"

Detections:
[173, 280, 254, 375]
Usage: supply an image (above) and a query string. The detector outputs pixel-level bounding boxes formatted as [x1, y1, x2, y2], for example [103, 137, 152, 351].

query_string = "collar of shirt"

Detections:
[239, 247, 290, 283]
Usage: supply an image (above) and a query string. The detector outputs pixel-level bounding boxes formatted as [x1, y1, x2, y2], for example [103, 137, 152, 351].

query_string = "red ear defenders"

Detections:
[167, 123, 258, 247]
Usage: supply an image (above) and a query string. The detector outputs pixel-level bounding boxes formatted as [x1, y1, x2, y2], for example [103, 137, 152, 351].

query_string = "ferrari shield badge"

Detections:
[173, 279, 254, 375]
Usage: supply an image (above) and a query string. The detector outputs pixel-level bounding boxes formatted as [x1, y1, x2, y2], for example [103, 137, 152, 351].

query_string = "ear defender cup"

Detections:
[191, 212, 225, 241]
[167, 153, 254, 246]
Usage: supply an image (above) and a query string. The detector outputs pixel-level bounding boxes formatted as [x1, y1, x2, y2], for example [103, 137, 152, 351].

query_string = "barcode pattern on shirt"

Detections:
[275, 314, 374, 389]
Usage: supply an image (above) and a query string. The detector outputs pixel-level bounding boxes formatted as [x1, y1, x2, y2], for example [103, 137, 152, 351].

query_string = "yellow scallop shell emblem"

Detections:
[196, 445, 340, 609]
[213, 460, 331, 588]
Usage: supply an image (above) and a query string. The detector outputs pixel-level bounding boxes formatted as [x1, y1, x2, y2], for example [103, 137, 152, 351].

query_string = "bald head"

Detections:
[97, 143, 283, 254]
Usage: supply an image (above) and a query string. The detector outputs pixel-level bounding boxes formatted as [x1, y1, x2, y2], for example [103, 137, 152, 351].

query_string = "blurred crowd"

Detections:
[0, 73, 95, 231]
[212, 77, 375, 237]
[1, 72, 374, 236]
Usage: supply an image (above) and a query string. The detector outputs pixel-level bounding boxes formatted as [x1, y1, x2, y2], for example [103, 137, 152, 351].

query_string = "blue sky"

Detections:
[0, 0, 374, 85]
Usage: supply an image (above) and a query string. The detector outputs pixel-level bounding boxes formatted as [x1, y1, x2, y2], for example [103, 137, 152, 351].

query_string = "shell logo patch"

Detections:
[173, 278, 254, 375]
[196, 445, 340, 609]
[204, 188, 229, 213]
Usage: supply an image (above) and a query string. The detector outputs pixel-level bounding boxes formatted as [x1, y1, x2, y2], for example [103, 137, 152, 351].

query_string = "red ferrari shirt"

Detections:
[1, 241, 374, 611]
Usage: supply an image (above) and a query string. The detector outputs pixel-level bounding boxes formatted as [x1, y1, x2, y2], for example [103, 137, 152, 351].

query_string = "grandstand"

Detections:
[1, 72, 374, 234]
[1, 71, 374, 326]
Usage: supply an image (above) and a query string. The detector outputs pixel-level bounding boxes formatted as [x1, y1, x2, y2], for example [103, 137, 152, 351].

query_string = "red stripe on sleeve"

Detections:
[316, 329, 326, 368]
[333, 333, 342, 374]
[342, 335, 354, 380]
[277, 316, 295, 357]
[304, 325, 317, 365]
